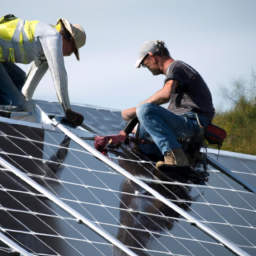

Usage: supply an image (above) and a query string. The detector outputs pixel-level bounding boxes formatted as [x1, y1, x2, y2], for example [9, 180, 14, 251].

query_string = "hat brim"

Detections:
[73, 44, 79, 60]
[134, 53, 149, 68]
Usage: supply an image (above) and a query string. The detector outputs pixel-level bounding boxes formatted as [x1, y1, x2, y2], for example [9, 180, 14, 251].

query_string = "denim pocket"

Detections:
[182, 111, 197, 120]
[183, 111, 209, 129]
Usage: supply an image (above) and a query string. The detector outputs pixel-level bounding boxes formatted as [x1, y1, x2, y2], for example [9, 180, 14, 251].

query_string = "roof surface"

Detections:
[0, 101, 255, 256]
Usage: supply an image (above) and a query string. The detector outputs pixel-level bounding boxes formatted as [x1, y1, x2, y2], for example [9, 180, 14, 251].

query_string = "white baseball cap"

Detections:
[135, 40, 166, 68]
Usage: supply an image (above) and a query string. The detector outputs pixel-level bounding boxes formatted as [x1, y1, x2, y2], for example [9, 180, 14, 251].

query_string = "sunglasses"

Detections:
[140, 53, 150, 68]
[141, 63, 150, 68]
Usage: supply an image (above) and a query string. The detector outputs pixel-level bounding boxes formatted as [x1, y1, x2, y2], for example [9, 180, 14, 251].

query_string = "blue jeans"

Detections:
[136, 103, 210, 155]
[0, 62, 26, 107]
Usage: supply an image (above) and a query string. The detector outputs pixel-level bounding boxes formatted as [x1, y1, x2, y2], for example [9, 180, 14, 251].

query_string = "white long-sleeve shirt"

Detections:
[21, 22, 71, 111]
[0, 18, 71, 111]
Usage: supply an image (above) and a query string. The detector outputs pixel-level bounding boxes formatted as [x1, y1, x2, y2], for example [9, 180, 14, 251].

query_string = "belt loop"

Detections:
[195, 113, 203, 128]
[195, 113, 204, 138]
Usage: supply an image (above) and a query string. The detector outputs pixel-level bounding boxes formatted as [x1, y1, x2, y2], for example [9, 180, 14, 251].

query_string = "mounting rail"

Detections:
[54, 122, 250, 256]
[0, 230, 32, 256]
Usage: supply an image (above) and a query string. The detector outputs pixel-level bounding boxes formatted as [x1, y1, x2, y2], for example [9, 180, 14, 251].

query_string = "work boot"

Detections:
[156, 148, 189, 170]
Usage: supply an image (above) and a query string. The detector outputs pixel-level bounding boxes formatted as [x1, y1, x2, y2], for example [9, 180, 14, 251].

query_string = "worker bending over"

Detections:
[0, 14, 85, 126]
[121, 40, 215, 168]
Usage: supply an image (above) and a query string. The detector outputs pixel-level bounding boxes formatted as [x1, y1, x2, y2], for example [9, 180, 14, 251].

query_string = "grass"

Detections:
[212, 72, 256, 155]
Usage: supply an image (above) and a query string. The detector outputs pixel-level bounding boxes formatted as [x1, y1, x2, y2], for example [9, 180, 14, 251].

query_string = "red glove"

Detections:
[94, 134, 126, 152]
[65, 109, 84, 127]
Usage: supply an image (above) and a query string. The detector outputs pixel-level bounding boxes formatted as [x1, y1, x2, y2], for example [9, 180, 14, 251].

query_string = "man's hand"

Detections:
[119, 130, 127, 136]
[94, 134, 126, 152]
[65, 109, 84, 127]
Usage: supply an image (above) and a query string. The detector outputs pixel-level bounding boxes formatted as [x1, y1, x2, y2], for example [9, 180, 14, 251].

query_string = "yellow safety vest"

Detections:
[0, 15, 54, 64]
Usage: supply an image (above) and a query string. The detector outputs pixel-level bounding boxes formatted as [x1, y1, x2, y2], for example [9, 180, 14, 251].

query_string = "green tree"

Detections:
[213, 71, 256, 155]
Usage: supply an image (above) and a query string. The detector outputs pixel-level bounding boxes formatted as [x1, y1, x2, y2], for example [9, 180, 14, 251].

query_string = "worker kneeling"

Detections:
[121, 40, 215, 169]
[0, 14, 85, 126]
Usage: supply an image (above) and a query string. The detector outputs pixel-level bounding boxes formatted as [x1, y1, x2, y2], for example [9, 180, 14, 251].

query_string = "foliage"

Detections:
[212, 71, 256, 155]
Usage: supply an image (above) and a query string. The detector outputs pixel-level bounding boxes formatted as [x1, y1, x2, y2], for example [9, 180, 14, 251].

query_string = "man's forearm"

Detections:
[121, 81, 178, 121]
[121, 93, 167, 122]
[137, 80, 178, 107]
[40, 35, 71, 112]
[122, 89, 170, 121]
[138, 95, 168, 107]
[121, 107, 137, 121]
[137, 89, 170, 107]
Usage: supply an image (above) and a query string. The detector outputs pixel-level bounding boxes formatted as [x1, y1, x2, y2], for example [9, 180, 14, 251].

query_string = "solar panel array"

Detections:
[0, 102, 255, 256]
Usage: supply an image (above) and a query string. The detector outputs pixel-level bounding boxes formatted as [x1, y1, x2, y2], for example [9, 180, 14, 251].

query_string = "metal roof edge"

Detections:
[206, 148, 256, 161]
[55, 102, 122, 112]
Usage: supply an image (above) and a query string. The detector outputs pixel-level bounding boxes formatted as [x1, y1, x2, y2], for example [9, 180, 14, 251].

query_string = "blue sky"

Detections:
[3, 0, 256, 111]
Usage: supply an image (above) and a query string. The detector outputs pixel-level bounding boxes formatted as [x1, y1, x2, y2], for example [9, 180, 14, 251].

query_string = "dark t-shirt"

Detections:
[164, 60, 215, 122]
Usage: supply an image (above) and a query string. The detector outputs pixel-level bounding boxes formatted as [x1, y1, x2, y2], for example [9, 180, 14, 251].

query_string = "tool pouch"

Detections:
[204, 123, 227, 146]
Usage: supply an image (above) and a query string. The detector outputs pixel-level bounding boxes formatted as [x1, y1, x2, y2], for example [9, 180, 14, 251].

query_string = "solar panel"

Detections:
[208, 151, 256, 188]
[0, 101, 255, 256]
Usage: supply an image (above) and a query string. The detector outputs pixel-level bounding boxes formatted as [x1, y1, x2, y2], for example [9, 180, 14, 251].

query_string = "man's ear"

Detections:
[148, 52, 157, 63]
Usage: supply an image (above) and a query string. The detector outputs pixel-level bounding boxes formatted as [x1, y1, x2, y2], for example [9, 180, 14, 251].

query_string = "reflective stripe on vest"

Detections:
[11, 19, 24, 63]
[0, 46, 4, 61]
[23, 20, 39, 42]
[8, 48, 15, 62]
[0, 17, 39, 63]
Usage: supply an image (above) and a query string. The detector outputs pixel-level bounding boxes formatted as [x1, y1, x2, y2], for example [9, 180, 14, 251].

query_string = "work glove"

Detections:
[65, 109, 84, 127]
[94, 133, 126, 152]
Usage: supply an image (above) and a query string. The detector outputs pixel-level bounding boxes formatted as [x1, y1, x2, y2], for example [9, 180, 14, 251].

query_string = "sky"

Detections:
[2, 0, 256, 111]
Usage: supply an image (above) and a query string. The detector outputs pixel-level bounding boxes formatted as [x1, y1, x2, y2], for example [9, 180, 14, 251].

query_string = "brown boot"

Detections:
[156, 148, 189, 169]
